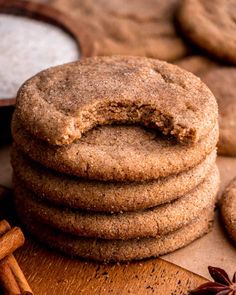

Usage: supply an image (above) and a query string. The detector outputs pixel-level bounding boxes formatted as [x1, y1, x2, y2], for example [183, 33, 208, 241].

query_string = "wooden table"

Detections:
[1, 143, 236, 294]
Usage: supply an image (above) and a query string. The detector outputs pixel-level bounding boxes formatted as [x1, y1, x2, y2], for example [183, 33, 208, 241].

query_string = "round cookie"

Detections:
[11, 147, 216, 212]
[175, 56, 219, 76]
[17, 207, 214, 262]
[12, 117, 219, 181]
[53, 0, 190, 61]
[13, 166, 219, 240]
[178, 0, 236, 64]
[220, 177, 236, 244]
[200, 68, 236, 156]
[14, 56, 218, 145]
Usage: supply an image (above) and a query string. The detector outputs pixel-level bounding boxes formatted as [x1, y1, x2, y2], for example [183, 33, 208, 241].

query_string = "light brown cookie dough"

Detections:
[220, 177, 236, 244]
[13, 166, 219, 240]
[52, 0, 190, 61]
[200, 68, 236, 156]
[12, 117, 219, 181]
[11, 147, 216, 212]
[14, 56, 218, 145]
[178, 0, 236, 64]
[17, 207, 215, 262]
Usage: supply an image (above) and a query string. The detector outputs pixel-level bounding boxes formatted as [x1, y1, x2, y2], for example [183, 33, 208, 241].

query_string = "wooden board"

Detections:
[15, 244, 208, 295]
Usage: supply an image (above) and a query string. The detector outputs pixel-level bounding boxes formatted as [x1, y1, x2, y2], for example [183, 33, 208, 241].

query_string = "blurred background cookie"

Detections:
[178, 0, 236, 64]
[220, 177, 236, 244]
[175, 55, 219, 75]
[52, 0, 191, 61]
[200, 68, 236, 156]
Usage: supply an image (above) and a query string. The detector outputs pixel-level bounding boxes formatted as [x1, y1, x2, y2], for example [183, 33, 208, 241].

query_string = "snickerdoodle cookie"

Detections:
[220, 177, 236, 244]
[52, 0, 189, 61]
[175, 56, 219, 75]
[14, 56, 217, 146]
[178, 0, 236, 64]
[12, 117, 219, 181]
[200, 68, 236, 156]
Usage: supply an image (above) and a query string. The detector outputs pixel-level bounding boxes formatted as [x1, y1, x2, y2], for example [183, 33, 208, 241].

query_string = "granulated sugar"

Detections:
[0, 14, 79, 98]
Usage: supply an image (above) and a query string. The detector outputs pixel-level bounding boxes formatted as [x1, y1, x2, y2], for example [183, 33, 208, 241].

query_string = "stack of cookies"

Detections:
[11, 56, 219, 262]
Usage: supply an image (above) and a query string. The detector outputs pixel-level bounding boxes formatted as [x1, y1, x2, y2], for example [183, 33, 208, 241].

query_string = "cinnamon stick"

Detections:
[0, 227, 25, 261]
[7, 255, 33, 295]
[0, 220, 33, 295]
[0, 258, 21, 295]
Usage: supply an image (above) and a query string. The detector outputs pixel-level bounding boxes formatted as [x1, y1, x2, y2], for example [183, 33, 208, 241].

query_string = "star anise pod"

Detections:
[190, 266, 236, 294]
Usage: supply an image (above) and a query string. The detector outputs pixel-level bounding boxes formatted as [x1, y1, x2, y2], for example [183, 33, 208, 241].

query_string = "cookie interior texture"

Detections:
[12, 116, 219, 181]
[178, 0, 236, 64]
[16, 206, 214, 262]
[11, 147, 216, 212]
[15, 56, 217, 146]
[52, 0, 190, 61]
[220, 177, 236, 243]
[13, 166, 219, 240]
